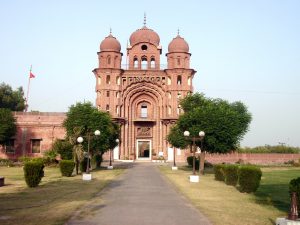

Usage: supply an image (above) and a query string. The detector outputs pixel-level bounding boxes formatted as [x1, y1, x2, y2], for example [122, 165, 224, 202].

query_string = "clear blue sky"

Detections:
[1, 0, 299, 147]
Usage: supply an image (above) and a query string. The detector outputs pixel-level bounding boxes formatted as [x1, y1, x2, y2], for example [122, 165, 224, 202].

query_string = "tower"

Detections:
[93, 21, 196, 161]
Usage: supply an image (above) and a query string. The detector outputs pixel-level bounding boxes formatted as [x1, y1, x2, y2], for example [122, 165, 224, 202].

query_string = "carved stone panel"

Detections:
[136, 126, 152, 137]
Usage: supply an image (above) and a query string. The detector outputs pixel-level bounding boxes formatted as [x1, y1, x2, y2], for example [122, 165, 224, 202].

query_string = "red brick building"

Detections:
[93, 22, 195, 160]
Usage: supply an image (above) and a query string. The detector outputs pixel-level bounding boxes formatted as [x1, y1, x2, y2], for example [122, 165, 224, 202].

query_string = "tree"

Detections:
[0, 108, 16, 144]
[167, 93, 252, 173]
[63, 102, 120, 171]
[0, 82, 26, 111]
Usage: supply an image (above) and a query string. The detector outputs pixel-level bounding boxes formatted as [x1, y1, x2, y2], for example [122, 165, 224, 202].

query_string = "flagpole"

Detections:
[25, 65, 32, 112]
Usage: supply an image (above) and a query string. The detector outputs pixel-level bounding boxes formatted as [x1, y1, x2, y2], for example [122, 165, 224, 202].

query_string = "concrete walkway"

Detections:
[67, 163, 212, 225]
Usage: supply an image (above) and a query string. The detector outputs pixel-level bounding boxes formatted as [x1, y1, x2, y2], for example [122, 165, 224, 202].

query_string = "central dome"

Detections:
[129, 26, 160, 47]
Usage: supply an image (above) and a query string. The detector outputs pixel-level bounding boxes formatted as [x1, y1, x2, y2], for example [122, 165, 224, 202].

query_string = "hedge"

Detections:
[289, 177, 300, 215]
[23, 161, 44, 188]
[59, 160, 75, 177]
[223, 164, 239, 186]
[186, 156, 200, 170]
[213, 164, 226, 181]
[238, 165, 262, 193]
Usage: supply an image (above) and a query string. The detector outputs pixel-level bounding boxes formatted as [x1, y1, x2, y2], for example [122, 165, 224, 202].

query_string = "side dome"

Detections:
[168, 35, 189, 53]
[100, 34, 121, 52]
[129, 26, 160, 46]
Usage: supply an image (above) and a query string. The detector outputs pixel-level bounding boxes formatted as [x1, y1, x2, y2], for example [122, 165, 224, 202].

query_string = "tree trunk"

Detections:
[200, 152, 205, 175]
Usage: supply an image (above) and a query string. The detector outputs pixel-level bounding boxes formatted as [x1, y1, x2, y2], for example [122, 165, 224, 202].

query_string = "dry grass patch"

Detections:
[0, 166, 124, 225]
[159, 166, 293, 225]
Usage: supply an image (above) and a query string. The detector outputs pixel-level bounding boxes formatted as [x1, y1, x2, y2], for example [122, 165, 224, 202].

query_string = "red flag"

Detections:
[30, 72, 35, 78]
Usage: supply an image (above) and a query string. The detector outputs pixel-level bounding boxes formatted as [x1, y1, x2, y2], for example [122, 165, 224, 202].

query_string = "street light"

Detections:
[108, 138, 119, 170]
[77, 130, 100, 180]
[184, 130, 205, 182]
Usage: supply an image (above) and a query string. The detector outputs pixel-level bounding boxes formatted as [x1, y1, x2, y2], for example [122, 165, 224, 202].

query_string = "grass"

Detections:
[0, 166, 124, 225]
[159, 165, 300, 225]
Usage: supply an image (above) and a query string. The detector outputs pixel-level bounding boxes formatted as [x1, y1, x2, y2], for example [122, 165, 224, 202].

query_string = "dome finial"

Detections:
[143, 12, 147, 27]
[109, 27, 112, 35]
[177, 28, 180, 36]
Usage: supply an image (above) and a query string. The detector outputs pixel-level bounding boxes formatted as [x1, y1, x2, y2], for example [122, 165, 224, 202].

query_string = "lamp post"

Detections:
[77, 129, 100, 180]
[184, 130, 205, 182]
[108, 138, 119, 170]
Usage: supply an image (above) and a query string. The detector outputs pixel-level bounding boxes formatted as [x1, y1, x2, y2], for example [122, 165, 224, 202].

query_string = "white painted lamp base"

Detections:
[82, 173, 92, 181]
[189, 175, 199, 183]
[276, 218, 300, 225]
[172, 166, 178, 170]
[107, 166, 114, 170]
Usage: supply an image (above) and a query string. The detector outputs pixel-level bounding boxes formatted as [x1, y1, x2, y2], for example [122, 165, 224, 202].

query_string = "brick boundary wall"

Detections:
[202, 153, 300, 165]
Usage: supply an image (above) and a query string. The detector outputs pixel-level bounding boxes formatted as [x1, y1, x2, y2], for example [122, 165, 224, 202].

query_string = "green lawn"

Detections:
[159, 166, 300, 225]
[0, 166, 124, 225]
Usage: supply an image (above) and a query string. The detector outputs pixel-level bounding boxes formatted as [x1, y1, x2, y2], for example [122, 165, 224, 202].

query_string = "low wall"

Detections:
[204, 153, 300, 165]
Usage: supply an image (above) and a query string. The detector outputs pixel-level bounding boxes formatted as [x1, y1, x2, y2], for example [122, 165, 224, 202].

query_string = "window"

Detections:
[5, 139, 15, 154]
[134, 57, 138, 68]
[177, 75, 182, 85]
[107, 55, 111, 65]
[141, 45, 148, 51]
[31, 139, 41, 153]
[177, 92, 182, 99]
[141, 105, 147, 118]
[188, 76, 191, 86]
[116, 106, 119, 115]
[106, 104, 110, 111]
[116, 76, 120, 85]
[168, 106, 172, 115]
[150, 58, 155, 68]
[106, 91, 110, 97]
[97, 91, 101, 98]
[177, 57, 180, 65]
[97, 76, 101, 85]
[177, 106, 183, 115]
[106, 75, 110, 84]
[167, 77, 171, 85]
[141, 57, 147, 69]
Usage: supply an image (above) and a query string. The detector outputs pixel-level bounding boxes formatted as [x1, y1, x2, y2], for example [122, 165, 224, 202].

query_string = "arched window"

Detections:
[106, 104, 109, 111]
[97, 91, 101, 98]
[116, 76, 120, 85]
[116, 91, 120, 98]
[107, 55, 111, 65]
[177, 92, 182, 99]
[177, 57, 180, 65]
[134, 57, 138, 68]
[177, 75, 182, 85]
[177, 106, 182, 115]
[116, 106, 119, 115]
[141, 104, 147, 118]
[106, 75, 110, 84]
[188, 77, 191, 86]
[106, 91, 110, 97]
[97, 76, 101, 85]
[168, 92, 171, 99]
[150, 58, 155, 68]
[141, 56, 147, 69]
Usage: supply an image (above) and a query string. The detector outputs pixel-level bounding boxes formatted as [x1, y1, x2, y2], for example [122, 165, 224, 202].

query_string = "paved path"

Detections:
[67, 163, 212, 225]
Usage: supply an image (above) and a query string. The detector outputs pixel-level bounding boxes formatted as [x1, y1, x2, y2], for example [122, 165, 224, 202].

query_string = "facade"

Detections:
[93, 22, 196, 160]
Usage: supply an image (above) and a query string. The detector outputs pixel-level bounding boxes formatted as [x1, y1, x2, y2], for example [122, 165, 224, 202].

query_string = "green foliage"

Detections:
[59, 160, 75, 177]
[0, 158, 14, 167]
[23, 161, 44, 187]
[80, 157, 88, 173]
[186, 156, 199, 170]
[0, 82, 26, 111]
[93, 154, 103, 168]
[223, 164, 239, 186]
[167, 93, 252, 153]
[43, 150, 58, 165]
[63, 102, 120, 156]
[214, 164, 226, 181]
[0, 108, 16, 143]
[52, 139, 73, 160]
[289, 177, 300, 215]
[18, 156, 32, 164]
[238, 145, 300, 154]
[238, 166, 262, 193]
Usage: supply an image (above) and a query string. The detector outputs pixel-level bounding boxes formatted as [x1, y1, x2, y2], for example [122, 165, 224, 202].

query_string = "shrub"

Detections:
[223, 164, 239, 186]
[43, 150, 58, 165]
[23, 161, 44, 187]
[214, 164, 226, 181]
[186, 156, 199, 170]
[238, 165, 262, 193]
[289, 177, 300, 215]
[59, 160, 75, 177]
[0, 158, 14, 167]
[18, 156, 32, 164]
[52, 139, 73, 160]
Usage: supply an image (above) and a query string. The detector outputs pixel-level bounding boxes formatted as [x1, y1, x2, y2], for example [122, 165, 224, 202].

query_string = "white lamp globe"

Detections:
[183, 131, 190, 137]
[94, 130, 101, 136]
[199, 131, 205, 137]
[116, 139, 120, 143]
[77, 136, 84, 143]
